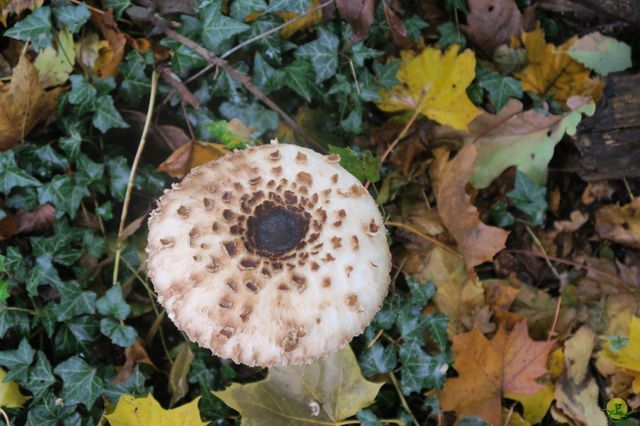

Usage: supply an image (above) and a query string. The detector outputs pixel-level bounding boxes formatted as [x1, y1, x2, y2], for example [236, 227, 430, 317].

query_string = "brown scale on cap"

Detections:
[147, 142, 391, 367]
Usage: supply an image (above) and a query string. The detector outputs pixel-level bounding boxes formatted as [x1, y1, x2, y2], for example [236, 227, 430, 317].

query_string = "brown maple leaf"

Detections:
[431, 144, 509, 270]
[0, 55, 63, 151]
[440, 321, 553, 425]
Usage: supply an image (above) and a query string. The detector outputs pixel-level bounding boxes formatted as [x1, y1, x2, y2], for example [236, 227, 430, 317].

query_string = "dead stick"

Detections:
[145, 12, 326, 153]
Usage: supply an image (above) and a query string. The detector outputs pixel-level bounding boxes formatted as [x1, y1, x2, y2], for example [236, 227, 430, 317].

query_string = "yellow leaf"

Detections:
[513, 26, 604, 105]
[0, 368, 29, 408]
[213, 346, 382, 425]
[105, 394, 206, 426]
[377, 45, 481, 131]
[0, 55, 63, 151]
[602, 316, 640, 385]
[34, 28, 76, 88]
[277, 0, 323, 39]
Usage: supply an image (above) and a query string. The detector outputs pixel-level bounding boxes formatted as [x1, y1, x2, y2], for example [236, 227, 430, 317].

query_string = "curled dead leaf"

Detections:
[595, 198, 640, 249]
[336, 0, 375, 43]
[431, 144, 509, 270]
[91, 10, 126, 78]
[157, 141, 227, 179]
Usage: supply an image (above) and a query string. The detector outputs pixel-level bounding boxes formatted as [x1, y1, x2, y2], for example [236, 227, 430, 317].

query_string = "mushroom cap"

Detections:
[146, 142, 391, 367]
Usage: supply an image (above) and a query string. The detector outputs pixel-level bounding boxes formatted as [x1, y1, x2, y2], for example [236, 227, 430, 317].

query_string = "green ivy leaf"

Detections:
[398, 342, 448, 395]
[425, 313, 449, 351]
[295, 27, 340, 83]
[373, 60, 400, 89]
[200, 0, 250, 53]
[349, 42, 383, 67]
[476, 67, 523, 112]
[104, 0, 131, 18]
[444, 0, 468, 13]
[67, 316, 100, 343]
[0, 338, 35, 383]
[231, 0, 267, 20]
[253, 52, 284, 93]
[489, 200, 515, 228]
[92, 96, 129, 133]
[52, 3, 91, 33]
[27, 253, 63, 295]
[438, 22, 466, 49]
[507, 170, 548, 226]
[0, 151, 42, 193]
[96, 284, 131, 320]
[219, 102, 279, 136]
[356, 409, 382, 426]
[24, 351, 56, 401]
[404, 15, 429, 42]
[100, 318, 137, 347]
[54, 356, 104, 409]
[5, 6, 53, 51]
[119, 51, 151, 106]
[53, 282, 97, 321]
[328, 145, 380, 183]
[283, 59, 315, 102]
[359, 342, 397, 377]
[267, 0, 311, 13]
[37, 175, 89, 219]
[106, 156, 131, 202]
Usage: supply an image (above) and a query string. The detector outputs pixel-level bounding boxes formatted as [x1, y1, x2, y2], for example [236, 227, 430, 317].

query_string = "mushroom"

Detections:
[146, 141, 391, 366]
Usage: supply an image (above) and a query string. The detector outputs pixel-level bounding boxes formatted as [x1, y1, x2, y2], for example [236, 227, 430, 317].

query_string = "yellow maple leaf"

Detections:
[377, 45, 481, 131]
[0, 368, 29, 408]
[602, 316, 640, 392]
[513, 26, 603, 105]
[105, 394, 206, 426]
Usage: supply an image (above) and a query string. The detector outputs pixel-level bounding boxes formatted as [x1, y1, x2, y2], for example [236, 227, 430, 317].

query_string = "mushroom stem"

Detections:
[113, 70, 159, 285]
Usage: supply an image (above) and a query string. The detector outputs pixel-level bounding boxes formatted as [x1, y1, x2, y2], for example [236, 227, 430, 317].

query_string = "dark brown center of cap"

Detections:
[246, 202, 310, 257]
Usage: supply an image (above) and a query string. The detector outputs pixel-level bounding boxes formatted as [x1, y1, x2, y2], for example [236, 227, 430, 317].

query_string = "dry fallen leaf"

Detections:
[431, 144, 509, 269]
[157, 140, 227, 179]
[440, 321, 553, 425]
[91, 10, 126, 78]
[377, 45, 481, 131]
[463, 0, 522, 57]
[553, 210, 588, 233]
[601, 316, 640, 392]
[0, 55, 63, 151]
[115, 339, 157, 383]
[277, 0, 324, 39]
[595, 197, 640, 249]
[105, 394, 205, 426]
[336, 0, 374, 43]
[0, 0, 43, 26]
[214, 346, 382, 425]
[513, 25, 604, 105]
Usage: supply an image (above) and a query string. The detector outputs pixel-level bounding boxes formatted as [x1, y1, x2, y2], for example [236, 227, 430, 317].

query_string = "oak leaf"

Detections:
[213, 346, 382, 425]
[439, 321, 552, 425]
[431, 144, 509, 269]
[0, 55, 63, 151]
[595, 197, 640, 249]
[377, 45, 481, 131]
[462, 0, 522, 57]
[105, 394, 206, 426]
[513, 26, 604, 105]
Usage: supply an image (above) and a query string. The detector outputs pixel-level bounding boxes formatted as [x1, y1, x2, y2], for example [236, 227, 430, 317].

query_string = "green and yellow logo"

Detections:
[605, 397, 633, 422]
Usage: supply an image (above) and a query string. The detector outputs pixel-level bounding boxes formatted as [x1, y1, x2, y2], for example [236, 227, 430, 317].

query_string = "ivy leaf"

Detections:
[54, 356, 104, 409]
[96, 284, 131, 320]
[349, 42, 383, 67]
[67, 316, 99, 343]
[404, 15, 429, 42]
[219, 102, 278, 136]
[75, 153, 105, 187]
[106, 156, 131, 202]
[295, 27, 340, 83]
[425, 313, 449, 351]
[52, 3, 91, 33]
[231, 0, 267, 20]
[476, 67, 523, 112]
[0, 339, 35, 383]
[5, 6, 53, 51]
[328, 145, 380, 183]
[26, 395, 79, 424]
[283, 59, 315, 102]
[200, 1, 250, 53]
[398, 341, 448, 395]
[360, 342, 398, 377]
[53, 281, 97, 321]
[100, 318, 137, 347]
[214, 346, 382, 424]
[24, 351, 56, 400]
[373, 60, 400, 89]
[356, 409, 382, 426]
[67, 75, 96, 115]
[36, 175, 89, 219]
[26, 253, 62, 295]
[104, 0, 131, 19]
[92, 95, 129, 133]
[267, 0, 311, 13]
[438, 22, 466, 49]
[252, 53, 284, 93]
[0, 151, 41, 193]
[119, 51, 151, 106]
[507, 170, 548, 226]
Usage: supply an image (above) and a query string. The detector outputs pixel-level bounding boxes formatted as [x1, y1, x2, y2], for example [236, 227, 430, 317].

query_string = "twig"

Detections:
[0, 408, 10, 426]
[623, 177, 635, 201]
[385, 220, 462, 257]
[158, 64, 200, 108]
[112, 70, 159, 285]
[389, 372, 420, 426]
[147, 10, 325, 152]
